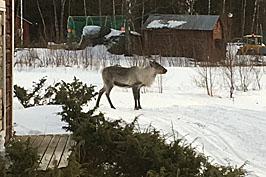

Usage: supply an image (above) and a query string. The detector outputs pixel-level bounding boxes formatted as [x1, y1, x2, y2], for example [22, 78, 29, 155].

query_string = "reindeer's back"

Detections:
[102, 66, 139, 84]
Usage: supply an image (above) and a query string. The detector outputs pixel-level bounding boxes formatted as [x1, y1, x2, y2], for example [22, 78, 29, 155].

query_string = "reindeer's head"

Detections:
[149, 60, 167, 74]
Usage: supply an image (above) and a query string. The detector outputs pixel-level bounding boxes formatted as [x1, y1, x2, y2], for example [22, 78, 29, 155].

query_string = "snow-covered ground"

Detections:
[13, 49, 266, 177]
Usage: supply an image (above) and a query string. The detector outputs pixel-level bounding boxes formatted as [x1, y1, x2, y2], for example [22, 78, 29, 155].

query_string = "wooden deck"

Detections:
[15, 134, 75, 170]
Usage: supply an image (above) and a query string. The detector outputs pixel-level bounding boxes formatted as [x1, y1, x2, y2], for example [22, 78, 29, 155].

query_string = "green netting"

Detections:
[67, 15, 126, 41]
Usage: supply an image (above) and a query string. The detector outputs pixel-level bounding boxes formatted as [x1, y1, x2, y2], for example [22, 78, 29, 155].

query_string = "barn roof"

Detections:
[143, 14, 220, 31]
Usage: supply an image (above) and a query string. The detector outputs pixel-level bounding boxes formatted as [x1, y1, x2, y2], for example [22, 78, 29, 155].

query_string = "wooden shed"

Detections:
[0, 0, 14, 147]
[142, 14, 225, 62]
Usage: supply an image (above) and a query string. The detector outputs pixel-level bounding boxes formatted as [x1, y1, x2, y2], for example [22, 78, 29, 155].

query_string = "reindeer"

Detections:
[95, 60, 167, 110]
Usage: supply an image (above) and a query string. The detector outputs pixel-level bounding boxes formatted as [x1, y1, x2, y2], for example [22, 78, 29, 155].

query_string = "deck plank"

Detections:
[39, 135, 61, 170]
[28, 135, 39, 146]
[32, 135, 46, 149]
[58, 135, 75, 168]
[50, 134, 69, 169]
[16, 135, 35, 144]
[37, 135, 53, 164]
[14, 134, 74, 170]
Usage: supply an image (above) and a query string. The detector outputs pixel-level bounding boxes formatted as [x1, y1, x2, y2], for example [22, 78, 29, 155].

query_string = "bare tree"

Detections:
[241, 0, 247, 36]
[224, 45, 235, 98]
[222, 0, 226, 14]
[251, 0, 258, 33]
[99, 0, 102, 17]
[112, 0, 116, 16]
[83, 0, 87, 16]
[36, 0, 47, 43]
[60, 0, 67, 42]
[141, 0, 145, 28]
[52, 0, 60, 42]
[253, 67, 263, 90]
[238, 60, 253, 92]
[68, 0, 72, 15]
[195, 58, 215, 97]
[112, 0, 116, 28]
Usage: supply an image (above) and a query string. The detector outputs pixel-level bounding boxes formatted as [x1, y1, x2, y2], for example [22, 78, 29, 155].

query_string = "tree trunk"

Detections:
[53, 0, 60, 43]
[83, 0, 87, 16]
[256, 3, 260, 34]
[68, 0, 72, 15]
[125, 0, 132, 55]
[141, 0, 145, 29]
[99, 0, 102, 16]
[121, 0, 124, 15]
[112, 0, 116, 28]
[112, 0, 116, 16]
[208, 0, 211, 15]
[251, 0, 258, 33]
[241, 0, 246, 36]
[60, 0, 67, 42]
[36, 0, 47, 43]
[222, 0, 226, 14]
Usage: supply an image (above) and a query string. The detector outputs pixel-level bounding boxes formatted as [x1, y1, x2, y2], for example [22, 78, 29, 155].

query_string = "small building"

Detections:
[0, 0, 14, 147]
[15, 15, 32, 47]
[142, 14, 225, 62]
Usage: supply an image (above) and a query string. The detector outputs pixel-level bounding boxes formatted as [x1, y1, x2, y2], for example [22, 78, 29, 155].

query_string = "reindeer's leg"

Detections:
[132, 87, 138, 110]
[105, 85, 115, 109]
[95, 87, 106, 107]
[137, 87, 142, 109]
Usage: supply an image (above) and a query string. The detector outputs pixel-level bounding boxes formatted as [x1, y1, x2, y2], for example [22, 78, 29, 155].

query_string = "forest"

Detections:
[16, 0, 266, 45]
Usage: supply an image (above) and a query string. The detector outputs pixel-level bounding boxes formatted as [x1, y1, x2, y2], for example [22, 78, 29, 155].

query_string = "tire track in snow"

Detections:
[100, 104, 266, 177]
[171, 105, 266, 176]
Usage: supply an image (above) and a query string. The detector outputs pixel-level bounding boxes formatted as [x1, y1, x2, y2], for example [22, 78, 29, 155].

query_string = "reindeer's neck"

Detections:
[139, 66, 157, 87]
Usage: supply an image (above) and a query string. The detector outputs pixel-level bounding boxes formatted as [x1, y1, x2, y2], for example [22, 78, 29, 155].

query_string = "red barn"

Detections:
[142, 14, 225, 62]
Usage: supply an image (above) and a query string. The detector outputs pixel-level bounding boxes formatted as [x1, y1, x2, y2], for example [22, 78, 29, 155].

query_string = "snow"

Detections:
[105, 29, 123, 39]
[13, 48, 266, 177]
[14, 105, 68, 135]
[82, 25, 101, 36]
[147, 20, 187, 29]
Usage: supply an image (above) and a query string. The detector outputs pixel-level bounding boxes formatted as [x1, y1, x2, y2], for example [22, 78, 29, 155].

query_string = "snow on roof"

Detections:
[147, 20, 187, 29]
[105, 29, 141, 38]
[143, 14, 220, 31]
[105, 29, 123, 39]
[82, 25, 101, 36]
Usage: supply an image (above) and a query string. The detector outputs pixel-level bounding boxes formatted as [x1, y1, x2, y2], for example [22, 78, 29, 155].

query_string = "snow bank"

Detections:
[14, 103, 68, 135]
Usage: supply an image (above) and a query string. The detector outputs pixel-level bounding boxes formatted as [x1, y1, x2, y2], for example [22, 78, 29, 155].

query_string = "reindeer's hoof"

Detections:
[111, 106, 116, 109]
[134, 107, 139, 110]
